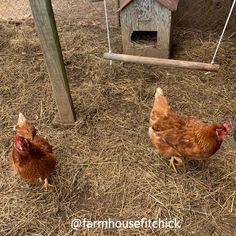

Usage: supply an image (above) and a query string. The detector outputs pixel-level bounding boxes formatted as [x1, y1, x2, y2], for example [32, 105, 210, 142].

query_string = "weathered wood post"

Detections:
[117, 0, 120, 27]
[29, 0, 75, 123]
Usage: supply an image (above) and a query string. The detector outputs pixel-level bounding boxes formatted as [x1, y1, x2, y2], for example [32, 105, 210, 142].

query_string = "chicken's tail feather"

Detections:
[18, 112, 27, 124]
[150, 87, 169, 126]
[153, 87, 169, 113]
[155, 87, 164, 97]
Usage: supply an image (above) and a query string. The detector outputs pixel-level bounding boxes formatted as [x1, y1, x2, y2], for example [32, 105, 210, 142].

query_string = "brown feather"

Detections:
[9, 135, 56, 184]
[9, 114, 56, 185]
[149, 87, 228, 161]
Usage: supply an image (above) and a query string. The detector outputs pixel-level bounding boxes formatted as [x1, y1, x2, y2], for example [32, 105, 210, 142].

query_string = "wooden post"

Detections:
[117, 0, 120, 27]
[29, 0, 75, 123]
[103, 53, 220, 72]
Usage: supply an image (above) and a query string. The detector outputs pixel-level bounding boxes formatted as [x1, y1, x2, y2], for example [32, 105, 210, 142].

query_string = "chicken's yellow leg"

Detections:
[169, 156, 183, 173]
[41, 178, 53, 191]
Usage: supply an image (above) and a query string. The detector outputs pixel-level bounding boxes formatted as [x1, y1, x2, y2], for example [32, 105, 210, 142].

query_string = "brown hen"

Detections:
[9, 113, 56, 190]
[149, 87, 230, 172]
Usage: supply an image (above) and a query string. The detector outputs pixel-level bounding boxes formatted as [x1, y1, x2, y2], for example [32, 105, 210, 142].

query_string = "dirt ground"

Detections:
[0, 0, 236, 236]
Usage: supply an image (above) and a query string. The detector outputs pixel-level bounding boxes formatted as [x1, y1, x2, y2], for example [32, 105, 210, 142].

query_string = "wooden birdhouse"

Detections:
[118, 0, 179, 58]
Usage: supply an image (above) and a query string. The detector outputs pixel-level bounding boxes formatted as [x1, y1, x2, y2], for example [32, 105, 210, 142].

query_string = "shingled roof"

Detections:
[118, 0, 179, 12]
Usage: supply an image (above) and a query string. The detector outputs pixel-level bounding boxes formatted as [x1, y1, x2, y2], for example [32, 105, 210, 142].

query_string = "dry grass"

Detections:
[0, 2, 236, 236]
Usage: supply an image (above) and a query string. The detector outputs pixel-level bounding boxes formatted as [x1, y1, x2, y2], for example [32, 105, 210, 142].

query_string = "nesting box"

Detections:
[118, 0, 179, 58]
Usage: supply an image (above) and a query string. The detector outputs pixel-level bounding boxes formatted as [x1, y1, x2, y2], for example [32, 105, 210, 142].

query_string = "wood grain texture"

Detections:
[118, 0, 179, 12]
[29, 0, 75, 123]
[103, 53, 220, 72]
[120, 0, 171, 58]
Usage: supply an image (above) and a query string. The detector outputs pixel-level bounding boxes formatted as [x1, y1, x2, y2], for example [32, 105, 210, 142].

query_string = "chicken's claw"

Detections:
[169, 156, 183, 173]
[41, 178, 53, 191]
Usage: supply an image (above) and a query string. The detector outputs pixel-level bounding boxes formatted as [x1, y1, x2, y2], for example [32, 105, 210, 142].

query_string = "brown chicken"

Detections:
[149, 87, 230, 172]
[9, 113, 56, 190]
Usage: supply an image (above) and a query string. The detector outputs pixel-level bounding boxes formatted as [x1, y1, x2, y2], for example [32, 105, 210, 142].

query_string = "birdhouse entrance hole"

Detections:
[131, 31, 157, 47]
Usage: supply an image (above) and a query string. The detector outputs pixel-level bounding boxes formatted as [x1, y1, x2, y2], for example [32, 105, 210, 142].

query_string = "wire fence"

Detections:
[0, 0, 235, 32]
[0, 0, 31, 21]
[0, 0, 119, 28]
[174, 0, 236, 32]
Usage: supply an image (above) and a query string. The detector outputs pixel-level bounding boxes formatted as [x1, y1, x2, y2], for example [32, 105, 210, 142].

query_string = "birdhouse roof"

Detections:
[118, 0, 179, 12]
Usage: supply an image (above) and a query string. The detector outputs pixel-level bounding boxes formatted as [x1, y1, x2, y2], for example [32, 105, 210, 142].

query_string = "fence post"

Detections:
[29, 0, 75, 123]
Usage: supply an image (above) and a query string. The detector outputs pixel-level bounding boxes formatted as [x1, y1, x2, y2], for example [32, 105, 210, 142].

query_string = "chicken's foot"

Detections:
[169, 156, 183, 173]
[41, 178, 53, 191]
